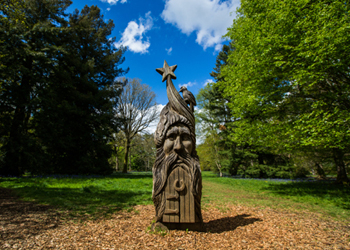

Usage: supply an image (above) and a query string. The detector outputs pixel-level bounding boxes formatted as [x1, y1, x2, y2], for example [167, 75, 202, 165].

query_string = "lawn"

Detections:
[201, 172, 350, 222]
[0, 172, 153, 218]
[0, 171, 349, 222]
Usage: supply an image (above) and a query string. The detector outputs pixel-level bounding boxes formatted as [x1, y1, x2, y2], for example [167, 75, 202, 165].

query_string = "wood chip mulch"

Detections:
[1, 188, 350, 249]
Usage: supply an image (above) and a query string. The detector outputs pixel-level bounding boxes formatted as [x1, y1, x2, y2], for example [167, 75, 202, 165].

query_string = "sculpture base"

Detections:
[151, 222, 204, 232]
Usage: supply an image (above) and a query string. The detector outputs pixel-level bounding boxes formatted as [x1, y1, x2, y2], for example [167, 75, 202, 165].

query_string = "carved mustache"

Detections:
[164, 150, 192, 172]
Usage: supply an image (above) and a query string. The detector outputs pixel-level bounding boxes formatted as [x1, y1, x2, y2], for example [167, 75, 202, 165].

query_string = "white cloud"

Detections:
[165, 47, 173, 55]
[214, 44, 222, 52]
[178, 81, 196, 89]
[204, 79, 214, 86]
[144, 104, 165, 134]
[106, 7, 111, 11]
[161, 0, 239, 50]
[115, 12, 153, 54]
[100, 0, 127, 5]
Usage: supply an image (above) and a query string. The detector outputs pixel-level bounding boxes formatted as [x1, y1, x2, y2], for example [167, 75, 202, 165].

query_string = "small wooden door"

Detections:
[162, 167, 195, 223]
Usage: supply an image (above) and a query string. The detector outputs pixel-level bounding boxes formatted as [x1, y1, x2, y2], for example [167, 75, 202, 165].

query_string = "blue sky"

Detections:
[67, 0, 240, 106]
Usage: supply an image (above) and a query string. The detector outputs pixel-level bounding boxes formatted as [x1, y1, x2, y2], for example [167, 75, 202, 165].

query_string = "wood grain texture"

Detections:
[163, 173, 170, 222]
[180, 168, 185, 223]
[153, 60, 203, 229]
[174, 168, 180, 223]
[162, 167, 196, 223]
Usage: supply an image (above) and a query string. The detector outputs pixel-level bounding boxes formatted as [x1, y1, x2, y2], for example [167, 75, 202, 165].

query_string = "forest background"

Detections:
[1, 0, 349, 184]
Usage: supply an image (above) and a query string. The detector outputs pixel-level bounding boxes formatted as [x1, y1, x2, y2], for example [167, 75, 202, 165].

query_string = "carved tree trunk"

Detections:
[153, 61, 203, 231]
[163, 167, 196, 223]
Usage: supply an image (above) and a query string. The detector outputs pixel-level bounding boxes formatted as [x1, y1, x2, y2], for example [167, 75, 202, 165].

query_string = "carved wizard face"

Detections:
[163, 123, 193, 158]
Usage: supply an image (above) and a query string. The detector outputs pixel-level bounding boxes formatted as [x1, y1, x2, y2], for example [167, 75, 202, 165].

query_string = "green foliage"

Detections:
[221, 0, 350, 182]
[196, 73, 291, 177]
[242, 164, 309, 179]
[109, 131, 156, 172]
[196, 82, 237, 176]
[223, 0, 350, 149]
[128, 133, 156, 172]
[1, 0, 74, 175]
[0, 1, 127, 175]
[33, 5, 127, 175]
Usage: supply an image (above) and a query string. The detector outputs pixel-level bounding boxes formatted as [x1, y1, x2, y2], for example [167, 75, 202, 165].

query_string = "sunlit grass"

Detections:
[0, 171, 349, 222]
[202, 171, 350, 222]
[0, 172, 153, 218]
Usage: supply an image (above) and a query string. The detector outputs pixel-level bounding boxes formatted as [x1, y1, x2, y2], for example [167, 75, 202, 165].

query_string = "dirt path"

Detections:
[1, 188, 349, 249]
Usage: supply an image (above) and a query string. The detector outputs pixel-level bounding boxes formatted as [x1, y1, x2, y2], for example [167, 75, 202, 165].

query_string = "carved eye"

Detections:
[167, 134, 176, 141]
[182, 134, 191, 141]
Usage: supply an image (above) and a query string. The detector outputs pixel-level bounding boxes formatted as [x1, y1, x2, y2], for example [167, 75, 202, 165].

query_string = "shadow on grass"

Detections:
[0, 188, 60, 241]
[13, 187, 152, 216]
[264, 181, 350, 210]
[0, 171, 153, 241]
[205, 214, 262, 233]
[0, 173, 154, 218]
[111, 172, 153, 179]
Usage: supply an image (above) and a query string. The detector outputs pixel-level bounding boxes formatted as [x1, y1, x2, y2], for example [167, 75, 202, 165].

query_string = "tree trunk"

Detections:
[122, 139, 130, 173]
[213, 143, 223, 177]
[3, 107, 24, 176]
[2, 59, 32, 176]
[333, 148, 349, 183]
[215, 160, 222, 177]
[315, 162, 326, 179]
[113, 145, 119, 171]
[129, 146, 131, 172]
[229, 164, 238, 176]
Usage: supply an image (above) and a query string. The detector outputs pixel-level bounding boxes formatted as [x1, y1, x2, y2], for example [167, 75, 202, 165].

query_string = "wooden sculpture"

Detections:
[152, 60, 203, 231]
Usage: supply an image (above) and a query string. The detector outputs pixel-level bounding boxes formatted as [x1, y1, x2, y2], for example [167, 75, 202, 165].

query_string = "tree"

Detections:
[109, 131, 126, 171]
[33, 5, 127, 175]
[0, 0, 73, 175]
[116, 78, 159, 173]
[196, 100, 225, 176]
[222, 0, 350, 182]
[128, 133, 156, 171]
[196, 83, 261, 177]
[196, 44, 235, 176]
[0, 1, 128, 175]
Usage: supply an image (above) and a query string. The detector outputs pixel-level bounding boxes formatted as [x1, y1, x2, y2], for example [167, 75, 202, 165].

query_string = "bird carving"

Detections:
[179, 86, 196, 112]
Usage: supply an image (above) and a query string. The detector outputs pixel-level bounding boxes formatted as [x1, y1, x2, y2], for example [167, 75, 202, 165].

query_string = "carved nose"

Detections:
[173, 136, 182, 152]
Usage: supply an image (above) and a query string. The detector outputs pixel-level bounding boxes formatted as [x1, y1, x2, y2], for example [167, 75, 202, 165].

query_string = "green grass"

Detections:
[0, 172, 153, 218]
[202, 171, 350, 222]
[0, 171, 349, 222]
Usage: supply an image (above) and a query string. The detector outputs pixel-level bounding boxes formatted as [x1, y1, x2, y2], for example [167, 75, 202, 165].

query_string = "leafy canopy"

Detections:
[222, 0, 350, 151]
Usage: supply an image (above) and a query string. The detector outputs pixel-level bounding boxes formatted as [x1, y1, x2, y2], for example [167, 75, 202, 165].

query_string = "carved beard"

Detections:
[164, 150, 192, 174]
[152, 149, 202, 222]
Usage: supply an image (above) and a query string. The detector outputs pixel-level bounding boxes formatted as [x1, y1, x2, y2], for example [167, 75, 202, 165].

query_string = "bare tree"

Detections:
[116, 78, 159, 173]
[109, 131, 125, 171]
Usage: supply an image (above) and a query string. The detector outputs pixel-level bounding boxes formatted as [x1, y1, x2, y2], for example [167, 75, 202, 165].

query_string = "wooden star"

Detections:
[156, 60, 177, 82]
